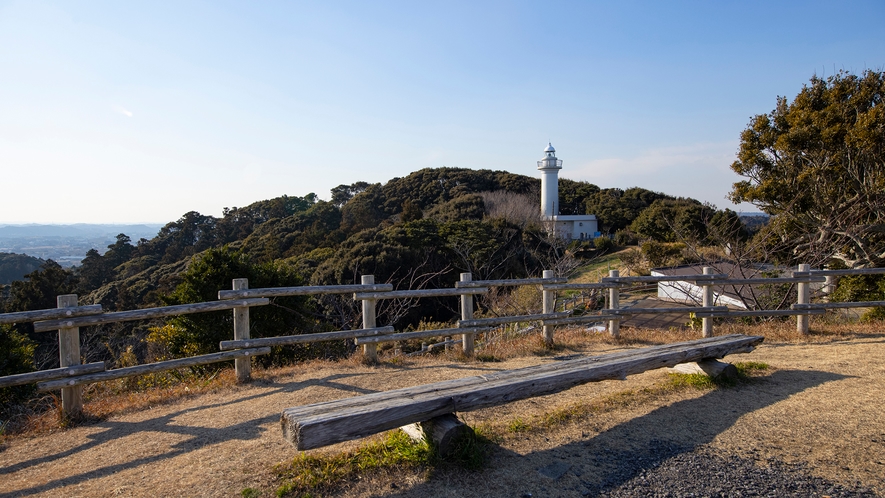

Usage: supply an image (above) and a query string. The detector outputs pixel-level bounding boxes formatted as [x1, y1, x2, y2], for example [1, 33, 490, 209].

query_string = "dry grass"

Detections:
[1, 317, 882, 498]
[3, 368, 240, 439]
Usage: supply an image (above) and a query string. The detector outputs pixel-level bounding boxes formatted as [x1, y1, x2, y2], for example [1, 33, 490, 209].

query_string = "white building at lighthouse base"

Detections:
[546, 214, 600, 241]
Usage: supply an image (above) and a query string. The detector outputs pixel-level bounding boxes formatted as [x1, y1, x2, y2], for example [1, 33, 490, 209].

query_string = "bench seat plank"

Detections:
[281, 334, 763, 450]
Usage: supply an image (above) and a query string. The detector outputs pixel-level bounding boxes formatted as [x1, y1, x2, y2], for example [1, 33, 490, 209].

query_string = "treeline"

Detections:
[1, 167, 750, 408]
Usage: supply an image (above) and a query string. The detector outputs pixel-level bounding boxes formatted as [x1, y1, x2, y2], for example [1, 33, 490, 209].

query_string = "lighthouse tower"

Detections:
[536, 143, 599, 240]
[537, 142, 563, 219]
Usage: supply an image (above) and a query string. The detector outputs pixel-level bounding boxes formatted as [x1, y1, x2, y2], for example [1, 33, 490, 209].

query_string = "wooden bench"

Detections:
[280, 334, 763, 452]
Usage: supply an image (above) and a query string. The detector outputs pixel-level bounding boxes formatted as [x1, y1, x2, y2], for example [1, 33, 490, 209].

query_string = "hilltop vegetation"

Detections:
[0, 166, 749, 380]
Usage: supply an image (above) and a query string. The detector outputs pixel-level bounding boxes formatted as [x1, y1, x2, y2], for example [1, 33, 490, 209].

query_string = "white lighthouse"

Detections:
[538, 143, 563, 219]
[537, 143, 599, 240]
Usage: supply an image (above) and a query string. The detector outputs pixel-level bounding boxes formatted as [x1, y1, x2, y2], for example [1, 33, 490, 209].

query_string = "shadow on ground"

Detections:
[385, 368, 847, 497]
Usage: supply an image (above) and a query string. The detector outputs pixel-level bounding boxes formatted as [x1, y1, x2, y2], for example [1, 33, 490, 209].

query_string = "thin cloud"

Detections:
[571, 141, 738, 183]
[114, 106, 133, 117]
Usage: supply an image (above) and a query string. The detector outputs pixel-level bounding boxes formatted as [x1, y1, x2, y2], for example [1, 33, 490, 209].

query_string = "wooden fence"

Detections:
[2, 265, 884, 417]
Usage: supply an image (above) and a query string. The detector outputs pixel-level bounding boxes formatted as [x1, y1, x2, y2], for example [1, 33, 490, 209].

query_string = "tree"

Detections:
[585, 187, 671, 234]
[6, 261, 79, 369]
[331, 181, 370, 207]
[159, 247, 312, 364]
[629, 198, 714, 243]
[729, 70, 885, 268]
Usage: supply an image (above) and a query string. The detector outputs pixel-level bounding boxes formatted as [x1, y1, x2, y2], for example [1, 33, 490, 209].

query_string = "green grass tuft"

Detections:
[274, 428, 489, 497]
[507, 418, 530, 433]
[735, 361, 769, 374]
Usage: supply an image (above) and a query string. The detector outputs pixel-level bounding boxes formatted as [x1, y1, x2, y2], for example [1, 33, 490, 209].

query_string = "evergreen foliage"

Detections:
[730, 70, 885, 268]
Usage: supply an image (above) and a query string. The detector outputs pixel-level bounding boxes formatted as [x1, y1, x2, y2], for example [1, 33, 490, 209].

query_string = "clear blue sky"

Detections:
[1, 0, 883, 224]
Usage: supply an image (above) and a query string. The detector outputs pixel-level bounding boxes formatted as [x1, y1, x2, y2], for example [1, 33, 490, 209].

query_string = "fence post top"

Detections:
[57, 294, 78, 307]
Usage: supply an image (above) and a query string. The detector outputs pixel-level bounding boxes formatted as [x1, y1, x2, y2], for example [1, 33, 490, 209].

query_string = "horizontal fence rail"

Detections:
[611, 306, 729, 316]
[697, 309, 828, 318]
[458, 312, 571, 327]
[793, 301, 885, 309]
[3, 264, 884, 417]
[456, 277, 567, 288]
[793, 268, 885, 277]
[218, 283, 394, 300]
[705, 277, 828, 285]
[601, 274, 728, 284]
[0, 362, 106, 389]
[37, 348, 271, 391]
[355, 327, 486, 345]
[0, 305, 104, 325]
[353, 287, 489, 300]
[219, 326, 395, 350]
[32, 299, 270, 332]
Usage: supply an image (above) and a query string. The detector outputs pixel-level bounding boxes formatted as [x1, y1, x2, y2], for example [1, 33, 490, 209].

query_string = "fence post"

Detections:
[232, 278, 251, 382]
[460, 272, 475, 356]
[797, 263, 810, 335]
[542, 270, 555, 346]
[607, 270, 620, 338]
[361, 275, 378, 362]
[57, 294, 82, 417]
[701, 267, 714, 338]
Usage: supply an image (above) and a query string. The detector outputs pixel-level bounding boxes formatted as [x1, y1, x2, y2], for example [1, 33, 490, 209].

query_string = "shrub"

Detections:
[593, 236, 614, 254]
[613, 230, 637, 246]
[0, 324, 37, 417]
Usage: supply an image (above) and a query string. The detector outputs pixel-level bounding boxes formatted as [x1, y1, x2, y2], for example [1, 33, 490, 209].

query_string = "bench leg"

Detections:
[671, 359, 738, 380]
[401, 414, 473, 456]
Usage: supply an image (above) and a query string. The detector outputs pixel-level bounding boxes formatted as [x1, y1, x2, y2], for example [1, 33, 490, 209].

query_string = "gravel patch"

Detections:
[597, 446, 879, 497]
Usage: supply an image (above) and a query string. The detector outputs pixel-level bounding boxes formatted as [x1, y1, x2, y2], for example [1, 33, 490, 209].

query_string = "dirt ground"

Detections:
[1, 332, 883, 497]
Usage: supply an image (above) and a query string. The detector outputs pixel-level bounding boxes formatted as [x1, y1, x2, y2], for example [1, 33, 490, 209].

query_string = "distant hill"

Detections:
[737, 213, 770, 234]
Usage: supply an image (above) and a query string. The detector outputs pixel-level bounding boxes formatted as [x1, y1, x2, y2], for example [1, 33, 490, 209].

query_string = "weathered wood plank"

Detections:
[281, 335, 763, 450]
[355, 327, 485, 344]
[793, 301, 885, 309]
[219, 326, 395, 350]
[542, 283, 611, 291]
[33, 298, 270, 332]
[38, 347, 270, 391]
[458, 312, 571, 327]
[353, 288, 489, 300]
[543, 314, 618, 326]
[611, 306, 728, 315]
[602, 274, 727, 284]
[696, 309, 826, 318]
[455, 277, 567, 288]
[0, 305, 104, 325]
[279, 335, 756, 425]
[793, 268, 885, 277]
[0, 362, 106, 389]
[705, 277, 827, 285]
[218, 284, 394, 299]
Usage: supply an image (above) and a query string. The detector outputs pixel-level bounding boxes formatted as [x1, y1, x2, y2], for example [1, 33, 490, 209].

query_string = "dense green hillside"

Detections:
[0, 253, 44, 284]
[1, 167, 748, 380]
